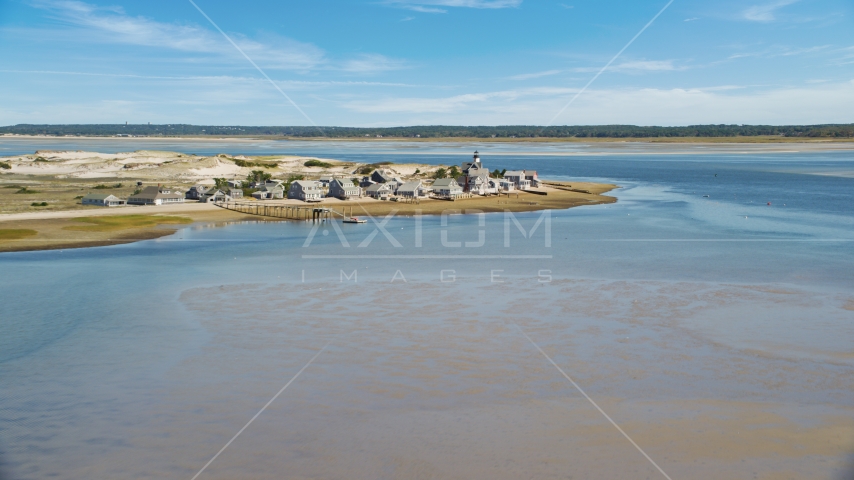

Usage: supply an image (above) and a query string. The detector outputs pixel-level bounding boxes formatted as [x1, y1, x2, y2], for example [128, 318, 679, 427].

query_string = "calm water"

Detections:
[1, 140, 853, 479]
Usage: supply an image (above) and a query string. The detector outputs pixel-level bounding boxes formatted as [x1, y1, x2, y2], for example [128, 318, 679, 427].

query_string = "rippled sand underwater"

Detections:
[9, 277, 848, 479]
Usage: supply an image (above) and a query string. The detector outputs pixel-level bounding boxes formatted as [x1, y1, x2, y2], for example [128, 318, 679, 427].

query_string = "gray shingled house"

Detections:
[328, 178, 361, 199]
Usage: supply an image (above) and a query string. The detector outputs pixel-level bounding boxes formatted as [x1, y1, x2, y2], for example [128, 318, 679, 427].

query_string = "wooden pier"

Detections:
[215, 201, 356, 221]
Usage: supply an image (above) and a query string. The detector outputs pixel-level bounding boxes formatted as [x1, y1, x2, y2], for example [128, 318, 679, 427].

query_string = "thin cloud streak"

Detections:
[0, 69, 425, 87]
[384, 0, 522, 13]
[508, 70, 563, 80]
[340, 54, 409, 74]
[728, 44, 832, 60]
[741, 0, 799, 22]
[572, 60, 681, 73]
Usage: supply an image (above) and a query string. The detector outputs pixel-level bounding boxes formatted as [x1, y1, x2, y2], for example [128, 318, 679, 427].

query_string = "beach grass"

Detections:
[303, 159, 333, 168]
[0, 229, 38, 240]
[63, 215, 193, 232]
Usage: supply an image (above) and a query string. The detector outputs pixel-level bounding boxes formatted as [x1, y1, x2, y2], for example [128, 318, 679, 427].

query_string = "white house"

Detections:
[82, 193, 123, 207]
[504, 171, 531, 190]
[288, 180, 323, 202]
[459, 151, 498, 195]
[486, 177, 500, 194]
[499, 179, 515, 192]
[432, 178, 463, 198]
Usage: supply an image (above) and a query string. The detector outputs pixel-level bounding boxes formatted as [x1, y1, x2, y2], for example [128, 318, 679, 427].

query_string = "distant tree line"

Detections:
[2, 123, 853, 138]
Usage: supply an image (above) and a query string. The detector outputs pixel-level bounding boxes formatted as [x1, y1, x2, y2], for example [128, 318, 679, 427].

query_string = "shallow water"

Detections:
[1, 142, 853, 479]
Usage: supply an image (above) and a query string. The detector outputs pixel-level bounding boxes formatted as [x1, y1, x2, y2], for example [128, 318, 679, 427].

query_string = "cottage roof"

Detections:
[432, 178, 459, 188]
[372, 170, 392, 182]
[331, 178, 356, 187]
[260, 183, 285, 192]
[504, 170, 525, 177]
[292, 180, 319, 189]
[365, 183, 390, 193]
[129, 186, 183, 200]
[82, 193, 116, 201]
[397, 180, 422, 193]
[463, 162, 485, 173]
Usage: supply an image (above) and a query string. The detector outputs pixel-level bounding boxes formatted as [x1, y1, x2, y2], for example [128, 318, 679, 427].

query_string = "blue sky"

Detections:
[0, 0, 852, 126]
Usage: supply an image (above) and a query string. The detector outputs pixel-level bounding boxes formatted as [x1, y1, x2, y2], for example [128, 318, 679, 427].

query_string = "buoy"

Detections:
[767, 202, 771, 206]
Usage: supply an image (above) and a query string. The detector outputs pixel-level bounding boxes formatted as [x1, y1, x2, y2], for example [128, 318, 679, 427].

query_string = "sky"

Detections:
[0, 0, 852, 127]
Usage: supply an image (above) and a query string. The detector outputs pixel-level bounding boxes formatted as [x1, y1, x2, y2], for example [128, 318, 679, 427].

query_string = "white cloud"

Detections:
[404, 5, 448, 13]
[508, 69, 562, 80]
[573, 60, 681, 74]
[384, 0, 522, 13]
[741, 0, 799, 22]
[29, 0, 325, 71]
[32, 0, 220, 52]
[684, 17, 699, 22]
[339, 54, 408, 74]
[728, 44, 831, 60]
[25, 0, 408, 75]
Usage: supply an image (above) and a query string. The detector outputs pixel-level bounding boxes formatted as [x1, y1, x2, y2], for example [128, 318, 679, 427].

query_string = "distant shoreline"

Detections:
[3, 133, 854, 145]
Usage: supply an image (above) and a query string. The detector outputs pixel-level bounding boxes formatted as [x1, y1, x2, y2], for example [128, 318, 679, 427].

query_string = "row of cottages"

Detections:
[127, 186, 185, 206]
[287, 178, 362, 201]
[186, 180, 244, 200]
[361, 170, 405, 191]
[82, 193, 124, 207]
[187, 185, 244, 203]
